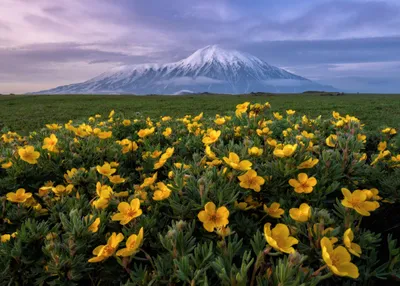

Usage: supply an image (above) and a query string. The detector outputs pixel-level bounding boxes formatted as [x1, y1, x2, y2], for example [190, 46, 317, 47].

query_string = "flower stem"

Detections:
[311, 264, 328, 277]
[250, 247, 271, 286]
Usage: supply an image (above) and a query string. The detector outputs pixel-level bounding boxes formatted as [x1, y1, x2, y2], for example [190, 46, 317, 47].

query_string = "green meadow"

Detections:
[1, 93, 399, 133]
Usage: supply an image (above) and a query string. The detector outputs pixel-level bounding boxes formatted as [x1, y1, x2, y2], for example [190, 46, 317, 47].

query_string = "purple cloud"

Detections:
[0, 0, 400, 93]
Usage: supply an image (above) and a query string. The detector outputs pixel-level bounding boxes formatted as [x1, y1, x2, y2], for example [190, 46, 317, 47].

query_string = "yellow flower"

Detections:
[362, 188, 382, 201]
[248, 147, 263, 156]
[238, 170, 265, 192]
[266, 138, 277, 147]
[174, 162, 191, 169]
[235, 102, 250, 117]
[161, 147, 174, 160]
[96, 162, 116, 177]
[371, 150, 391, 165]
[216, 226, 231, 238]
[264, 223, 298, 254]
[273, 112, 283, 120]
[202, 129, 221, 145]
[289, 173, 317, 194]
[18, 145, 40, 164]
[198, 202, 229, 232]
[122, 119, 131, 126]
[263, 202, 285, 218]
[96, 182, 113, 198]
[273, 144, 297, 158]
[326, 135, 337, 147]
[109, 175, 126, 184]
[154, 159, 167, 169]
[52, 184, 74, 196]
[286, 109, 296, 115]
[359, 153, 367, 161]
[111, 163, 120, 168]
[341, 188, 379, 216]
[64, 168, 80, 183]
[138, 127, 155, 138]
[357, 134, 366, 143]
[116, 227, 144, 257]
[161, 116, 172, 121]
[234, 126, 241, 136]
[289, 203, 311, 222]
[6, 188, 32, 203]
[335, 120, 345, 127]
[193, 112, 203, 121]
[297, 158, 319, 169]
[112, 199, 143, 225]
[1, 234, 11, 243]
[282, 128, 292, 137]
[92, 183, 113, 209]
[93, 198, 110, 210]
[235, 201, 253, 211]
[205, 145, 217, 160]
[1, 161, 13, 169]
[42, 134, 59, 153]
[382, 127, 397, 135]
[320, 237, 359, 278]
[163, 127, 172, 138]
[256, 127, 272, 136]
[206, 159, 222, 166]
[87, 215, 101, 233]
[140, 172, 158, 188]
[152, 182, 172, 201]
[97, 131, 112, 139]
[332, 111, 341, 119]
[38, 183, 53, 197]
[343, 228, 362, 257]
[223, 152, 252, 171]
[214, 117, 226, 125]
[46, 123, 62, 130]
[301, 131, 314, 139]
[150, 150, 162, 158]
[378, 141, 387, 151]
[118, 139, 138, 153]
[88, 232, 124, 263]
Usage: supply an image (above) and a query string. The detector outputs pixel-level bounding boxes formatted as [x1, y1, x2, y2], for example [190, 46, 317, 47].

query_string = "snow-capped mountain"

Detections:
[34, 45, 335, 94]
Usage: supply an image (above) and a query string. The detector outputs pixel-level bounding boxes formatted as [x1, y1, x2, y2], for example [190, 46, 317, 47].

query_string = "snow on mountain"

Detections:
[33, 45, 335, 94]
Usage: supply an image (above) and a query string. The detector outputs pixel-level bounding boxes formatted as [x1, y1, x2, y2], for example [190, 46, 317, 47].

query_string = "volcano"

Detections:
[34, 45, 335, 94]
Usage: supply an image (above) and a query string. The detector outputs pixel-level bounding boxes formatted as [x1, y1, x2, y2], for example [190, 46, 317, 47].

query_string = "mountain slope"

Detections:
[34, 45, 335, 94]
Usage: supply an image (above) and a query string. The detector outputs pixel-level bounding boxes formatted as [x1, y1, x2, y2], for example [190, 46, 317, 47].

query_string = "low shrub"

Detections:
[0, 102, 399, 285]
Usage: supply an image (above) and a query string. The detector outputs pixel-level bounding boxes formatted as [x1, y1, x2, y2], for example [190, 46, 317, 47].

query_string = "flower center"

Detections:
[103, 245, 115, 256]
[128, 239, 137, 249]
[248, 177, 257, 185]
[127, 209, 137, 217]
[210, 214, 219, 222]
[330, 253, 340, 266]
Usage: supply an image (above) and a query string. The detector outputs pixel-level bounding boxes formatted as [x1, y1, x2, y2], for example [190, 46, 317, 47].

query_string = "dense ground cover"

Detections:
[0, 93, 399, 133]
[0, 100, 399, 285]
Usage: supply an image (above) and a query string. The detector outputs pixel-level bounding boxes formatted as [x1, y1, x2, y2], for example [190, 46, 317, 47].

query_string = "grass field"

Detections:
[1, 93, 399, 133]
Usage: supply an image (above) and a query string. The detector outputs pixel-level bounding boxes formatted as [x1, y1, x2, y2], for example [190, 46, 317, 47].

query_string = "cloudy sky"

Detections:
[1, 0, 400, 93]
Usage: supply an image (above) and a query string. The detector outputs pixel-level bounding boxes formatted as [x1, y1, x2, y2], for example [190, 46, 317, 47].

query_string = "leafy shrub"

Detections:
[0, 102, 399, 285]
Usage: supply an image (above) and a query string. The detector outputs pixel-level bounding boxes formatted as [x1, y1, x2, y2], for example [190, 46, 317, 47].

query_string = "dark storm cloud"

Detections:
[237, 37, 400, 66]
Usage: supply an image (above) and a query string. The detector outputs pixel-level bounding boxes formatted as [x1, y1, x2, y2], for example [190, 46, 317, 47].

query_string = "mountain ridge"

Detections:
[32, 45, 336, 94]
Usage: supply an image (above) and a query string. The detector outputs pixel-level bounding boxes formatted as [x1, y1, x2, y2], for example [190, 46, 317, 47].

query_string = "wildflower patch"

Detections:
[0, 103, 399, 285]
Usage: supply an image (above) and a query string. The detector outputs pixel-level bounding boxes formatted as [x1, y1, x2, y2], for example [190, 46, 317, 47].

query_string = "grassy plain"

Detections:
[0, 93, 399, 133]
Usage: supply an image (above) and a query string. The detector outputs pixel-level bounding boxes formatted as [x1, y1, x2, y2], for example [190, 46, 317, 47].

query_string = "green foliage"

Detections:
[0, 101, 399, 285]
